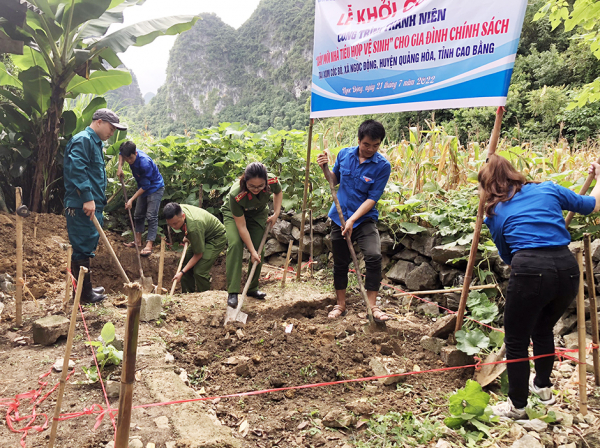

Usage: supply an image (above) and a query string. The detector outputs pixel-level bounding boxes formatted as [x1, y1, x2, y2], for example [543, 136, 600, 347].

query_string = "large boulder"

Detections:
[312, 221, 329, 235]
[392, 247, 418, 262]
[380, 232, 397, 254]
[291, 213, 309, 229]
[299, 235, 324, 257]
[405, 263, 441, 291]
[272, 220, 293, 244]
[404, 229, 440, 257]
[386, 260, 417, 284]
[431, 244, 469, 265]
[32, 315, 69, 345]
[264, 238, 286, 257]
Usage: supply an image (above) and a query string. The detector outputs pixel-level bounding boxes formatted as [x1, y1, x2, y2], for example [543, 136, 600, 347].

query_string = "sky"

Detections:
[112, 0, 261, 95]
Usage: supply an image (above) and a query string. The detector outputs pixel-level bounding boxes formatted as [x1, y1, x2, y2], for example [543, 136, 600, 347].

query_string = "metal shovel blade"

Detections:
[474, 343, 507, 387]
[224, 304, 248, 325]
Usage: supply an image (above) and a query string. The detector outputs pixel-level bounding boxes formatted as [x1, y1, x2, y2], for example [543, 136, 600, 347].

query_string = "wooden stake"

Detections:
[47, 266, 86, 448]
[157, 237, 166, 294]
[170, 242, 188, 295]
[281, 240, 294, 288]
[114, 283, 143, 448]
[565, 156, 600, 228]
[455, 107, 504, 334]
[33, 214, 38, 239]
[63, 245, 73, 312]
[583, 234, 600, 386]
[297, 118, 314, 280]
[92, 215, 129, 283]
[15, 187, 23, 327]
[394, 283, 497, 297]
[575, 249, 588, 415]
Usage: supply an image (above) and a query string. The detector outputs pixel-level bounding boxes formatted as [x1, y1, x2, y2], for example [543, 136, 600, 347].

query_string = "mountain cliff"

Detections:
[136, 0, 314, 135]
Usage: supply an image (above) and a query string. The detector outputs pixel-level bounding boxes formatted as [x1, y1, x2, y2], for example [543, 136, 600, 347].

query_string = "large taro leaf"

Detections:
[455, 328, 490, 356]
[66, 69, 131, 96]
[90, 15, 199, 53]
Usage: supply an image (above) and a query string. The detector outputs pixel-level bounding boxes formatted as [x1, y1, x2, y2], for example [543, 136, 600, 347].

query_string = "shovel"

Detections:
[170, 242, 189, 295]
[120, 175, 153, 293]
[91, 214, 129, 283]
[320, 162, 387, 332]
[224, 224, 271, 326]
[474, 343, 507, 387]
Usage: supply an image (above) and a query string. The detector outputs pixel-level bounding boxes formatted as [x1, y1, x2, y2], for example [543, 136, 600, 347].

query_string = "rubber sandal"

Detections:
[123, 241, 136, 248]
[371, 306, 390, 323]
[328, 304, 347, 319]
[140, 248, 152, 257]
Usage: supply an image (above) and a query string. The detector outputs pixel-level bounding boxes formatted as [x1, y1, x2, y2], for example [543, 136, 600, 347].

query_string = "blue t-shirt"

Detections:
[485, 182, 595, 265]
[329, 146, 391, 227]
[129, 150, 164, 196]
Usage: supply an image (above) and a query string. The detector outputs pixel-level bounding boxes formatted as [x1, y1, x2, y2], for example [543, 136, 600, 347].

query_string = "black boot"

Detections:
[227, 293, 238, 308]
[72, 259, 106, 304]
[247, 290, 266, 300]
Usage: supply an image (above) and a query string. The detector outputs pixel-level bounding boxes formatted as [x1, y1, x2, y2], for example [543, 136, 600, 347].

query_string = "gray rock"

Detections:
[420, 336, 446, 354]
[0, 280, 15, 294]
[345, 400, 373, 416]
[322, 409, 357, 428]
[520, 418, 548, 432]
[140, 294, 162, 322]
[392, 248, 419, 262]
[106, 380, 120, 399]
[380, 233, 397, 254]
[194, 351, 211, 366]
[414, 255, 429, 265]
[291, 213, 309, 229]
[563, 332, 592, 350]
[128, 440, 143, 448]
[323, 234, 332, 252]
[311, 221, 329, 235]
[444, 293, 461, 311]
[431, 244, 469, 265]
[369, 358, 405, 385]
[32, 315, 70, 345]
[291, 226, 301, 240]
[0, 273, 13, 282]
[154, 416, 170, 430]
[407, 230, 440, 257]
[441, 345, 474, 367]
[405, 263, 441, 291]
[554, 314, 577, 336]
[436, 264, 462, 287]
[590, 238, 600, 261]
[386, 260, 417, 283]
[272, 220, 293, 244]
[429, 314, 457, 339]
[417, 302, 440, 315]
[264, 238, 286, 257]
[510, 434, 543, 448]
[299, 234, 324, 257]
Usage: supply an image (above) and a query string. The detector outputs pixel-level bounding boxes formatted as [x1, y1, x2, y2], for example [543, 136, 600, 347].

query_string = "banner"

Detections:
[310, 0, 528, 118]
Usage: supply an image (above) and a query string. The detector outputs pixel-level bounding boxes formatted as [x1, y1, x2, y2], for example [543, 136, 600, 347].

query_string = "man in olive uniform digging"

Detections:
[164, 202, 227, 293]
[64, 108, 127, 303]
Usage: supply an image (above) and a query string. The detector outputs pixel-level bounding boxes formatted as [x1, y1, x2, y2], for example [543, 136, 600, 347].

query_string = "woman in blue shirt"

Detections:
[480, 154, 600, 419]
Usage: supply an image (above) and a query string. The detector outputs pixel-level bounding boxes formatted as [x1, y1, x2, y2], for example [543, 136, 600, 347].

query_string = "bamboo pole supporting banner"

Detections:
[63, 245, 73, 311]
[583, 234, 600, 385]
[455, 107, 505, 334]
[575, 249, 589, 415]
[321, 163, 377, 324]
[115, 283, 143, 448]
[394, 284, 498, 298]
[309, 209, 314, 277]
[157, 237, 166, 294]
[170, 242, 188, 295]
[92, 215, 129, 283]
[281, 240, 294, 288]
[47, 266, 86, 448]
[297, 118, 314, 280]
[15, 187, 23, 327]
[565, 156, 600, 228]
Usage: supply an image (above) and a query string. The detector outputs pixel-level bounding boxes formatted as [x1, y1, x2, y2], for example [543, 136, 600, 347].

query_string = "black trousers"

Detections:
[504, 246, 579, 408]
[331, 219, 382, 292]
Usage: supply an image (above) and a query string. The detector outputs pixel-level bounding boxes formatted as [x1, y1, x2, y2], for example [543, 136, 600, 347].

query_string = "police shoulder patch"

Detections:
[235, 191, 248, 202]
[268, 176, 278, 185]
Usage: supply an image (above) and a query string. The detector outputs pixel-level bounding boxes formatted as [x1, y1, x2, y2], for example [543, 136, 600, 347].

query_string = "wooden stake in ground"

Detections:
[157, 237, 166, 294]
[33, 214, 38, 239]
[15, 187, 23, 327]
[115, 283, 143, 448]
[575, 248, 588, 415]
[48, 265, 86, 448]
[92, 214, 129, 283]
[583, 234, 600, 386]
[394, 284, 497, 298]
[63, 245, 72, 312]
[170, 242, 188, 295]
[455, 107, 504, 334]
[281, 240, 294, 288]
[565, 156, 600, 228]
[297, 118, 314, 280]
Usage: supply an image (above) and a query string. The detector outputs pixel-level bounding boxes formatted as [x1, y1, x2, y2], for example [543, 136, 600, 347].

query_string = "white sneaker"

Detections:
[529, 376, 556, 405]
[491, 397, 527, 419]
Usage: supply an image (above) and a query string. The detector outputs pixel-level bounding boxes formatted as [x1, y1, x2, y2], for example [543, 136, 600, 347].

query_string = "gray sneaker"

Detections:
[491, 397, 527, 419]
[529, 376, 556, 405]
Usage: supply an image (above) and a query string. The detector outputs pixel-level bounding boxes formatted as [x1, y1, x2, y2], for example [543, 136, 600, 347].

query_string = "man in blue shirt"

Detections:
[317, 119, 392, 322]
[64, 108, 127, 303]
[117, 141, 165, 257]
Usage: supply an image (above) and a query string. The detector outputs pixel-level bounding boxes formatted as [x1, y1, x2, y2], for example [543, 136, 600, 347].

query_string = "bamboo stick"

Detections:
[565, 156, 600, 228]
[583, 234, 600, 386]
[309, 209, 314, 277]
[114, 283, 143, 448]
[15, 187, 23, 327]
[393, 284, 498, 298]
[47, 266, 86, 448]
[33, 214, 38, 239]
[92, 215, 129, 283]
[281, 240, 294, 288]
[63, 245, 72, 312]
[170, 242, 188, 295]
[157, 237, 166, 294]
[575, 249, 588, 415]
[297, 118, 314, 280]
[455, 107, 504, 334]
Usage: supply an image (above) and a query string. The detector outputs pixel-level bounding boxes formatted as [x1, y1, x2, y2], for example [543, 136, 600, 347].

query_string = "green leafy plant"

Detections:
[83, 322, 123, 381]
[300, 364, 317, 378]
[352, 411, 443, 447]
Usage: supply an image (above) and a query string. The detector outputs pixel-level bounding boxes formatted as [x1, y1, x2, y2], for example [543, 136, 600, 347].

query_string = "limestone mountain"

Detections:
[136, 0, 314, 135]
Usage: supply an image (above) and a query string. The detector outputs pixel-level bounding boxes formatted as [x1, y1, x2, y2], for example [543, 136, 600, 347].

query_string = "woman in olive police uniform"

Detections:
[222, 162, 283, 308]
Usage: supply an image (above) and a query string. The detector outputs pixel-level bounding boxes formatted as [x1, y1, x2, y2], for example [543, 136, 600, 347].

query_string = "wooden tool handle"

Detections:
[92, 214, 129, 283]
[170, 242, 188, 295]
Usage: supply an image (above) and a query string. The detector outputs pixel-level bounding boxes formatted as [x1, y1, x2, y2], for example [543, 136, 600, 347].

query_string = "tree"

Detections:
[0, 0, 198, 212]
[535, 0, 600, 108]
